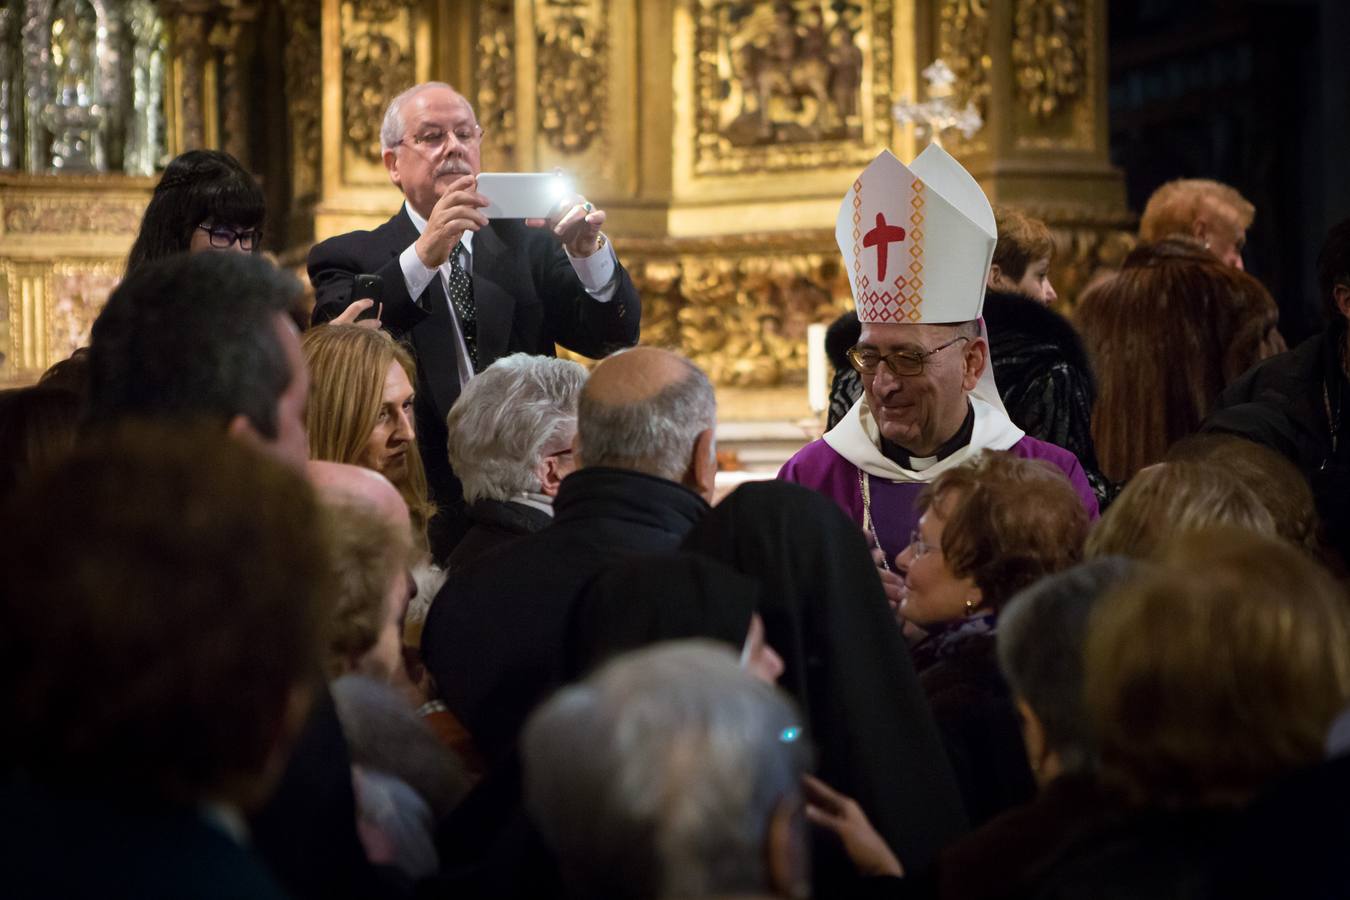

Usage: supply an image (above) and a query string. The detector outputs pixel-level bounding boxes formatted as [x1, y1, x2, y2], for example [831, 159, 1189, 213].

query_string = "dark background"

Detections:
[1107, 0, 1350, 343]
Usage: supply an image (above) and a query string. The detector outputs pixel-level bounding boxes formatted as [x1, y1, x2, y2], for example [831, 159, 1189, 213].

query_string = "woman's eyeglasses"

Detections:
[197, 224, 262, 251]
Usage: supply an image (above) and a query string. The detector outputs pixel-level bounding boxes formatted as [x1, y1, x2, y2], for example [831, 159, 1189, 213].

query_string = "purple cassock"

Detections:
[779, 396, 1099, 564]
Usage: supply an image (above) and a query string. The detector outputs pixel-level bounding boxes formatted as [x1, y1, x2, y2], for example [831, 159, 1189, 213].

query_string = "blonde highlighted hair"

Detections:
[1139, 178, 1254, 243]
[302, 325, 436, 544]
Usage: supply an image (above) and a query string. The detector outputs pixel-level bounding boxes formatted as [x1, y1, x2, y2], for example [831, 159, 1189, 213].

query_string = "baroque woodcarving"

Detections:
[341, 0, 415, 165]
[536, 0, 606, 156]
[3, 196, 144, 233]
[938, 0, 991, 126]
[1012, 0, 1085, 119]
[282, 0, 321, 202]
[473, 0, 516, 171]
[625, 233, 852, 387]
[693, 0, 890, 175]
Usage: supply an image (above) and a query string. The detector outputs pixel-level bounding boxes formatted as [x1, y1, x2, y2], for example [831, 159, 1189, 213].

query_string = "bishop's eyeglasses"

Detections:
[846, 336, 969, 377]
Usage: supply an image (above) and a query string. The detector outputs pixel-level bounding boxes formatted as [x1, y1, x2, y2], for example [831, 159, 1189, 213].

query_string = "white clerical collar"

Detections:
[403, 202, 474, 257]
[824, 395, 1025, 483]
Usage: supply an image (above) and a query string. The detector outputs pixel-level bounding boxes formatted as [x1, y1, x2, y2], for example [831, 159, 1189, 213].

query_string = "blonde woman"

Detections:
[302, 325, 438, 551]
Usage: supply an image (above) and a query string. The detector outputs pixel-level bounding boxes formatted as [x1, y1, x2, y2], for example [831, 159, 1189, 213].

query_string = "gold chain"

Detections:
[859, 468, 891, 572]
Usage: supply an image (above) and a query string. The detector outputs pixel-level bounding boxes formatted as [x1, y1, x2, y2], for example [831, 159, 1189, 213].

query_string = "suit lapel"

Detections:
[469, 222, 518, 365]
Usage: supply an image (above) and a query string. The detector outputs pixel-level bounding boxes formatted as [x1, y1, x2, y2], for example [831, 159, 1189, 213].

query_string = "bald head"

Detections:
[576, 348, 717, 496]
[307, 460, 411, 539]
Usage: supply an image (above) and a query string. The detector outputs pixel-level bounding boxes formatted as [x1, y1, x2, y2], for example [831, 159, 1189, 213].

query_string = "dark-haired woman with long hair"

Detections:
[124, 149, 265, 280]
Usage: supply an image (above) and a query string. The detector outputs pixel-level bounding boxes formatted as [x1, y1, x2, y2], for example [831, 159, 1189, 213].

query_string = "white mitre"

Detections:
[835, 144, 997, 324]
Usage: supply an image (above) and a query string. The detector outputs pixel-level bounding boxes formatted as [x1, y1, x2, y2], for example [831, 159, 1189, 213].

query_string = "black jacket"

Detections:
[1207, 330, 1350, 562]
[308, 211, 641, 538]
[440, 498, 553, 571]
[420, 467, 709, 763]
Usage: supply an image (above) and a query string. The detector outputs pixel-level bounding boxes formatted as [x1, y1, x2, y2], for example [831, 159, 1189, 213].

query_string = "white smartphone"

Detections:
[477, 172, 574, 219]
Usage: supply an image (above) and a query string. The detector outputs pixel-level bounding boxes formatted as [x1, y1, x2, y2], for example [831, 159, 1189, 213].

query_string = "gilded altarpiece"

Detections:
[1, 0, 1129, 394]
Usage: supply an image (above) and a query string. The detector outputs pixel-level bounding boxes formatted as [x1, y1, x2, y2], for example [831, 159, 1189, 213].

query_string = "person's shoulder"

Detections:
[779, 437, 845, 481]
[309, 213, 407, 260]
[1008, 434, 1080, 469]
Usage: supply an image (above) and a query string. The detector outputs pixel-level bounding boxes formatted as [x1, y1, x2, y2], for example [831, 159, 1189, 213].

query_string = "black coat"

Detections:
[981, 290, 1111, 504]
[441, 498, 553, 571]
[914, 624, 1037, 829]
[308, 211, 641, 539]
[1207, 330, 1350, 562]
[2, 780, 290, 900]
[680, 481, 969, 889]
[420, 467, 709, 763]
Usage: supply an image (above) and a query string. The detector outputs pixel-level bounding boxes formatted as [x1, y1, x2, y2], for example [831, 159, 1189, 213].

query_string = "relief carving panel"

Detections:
[693, 0, 891, 176]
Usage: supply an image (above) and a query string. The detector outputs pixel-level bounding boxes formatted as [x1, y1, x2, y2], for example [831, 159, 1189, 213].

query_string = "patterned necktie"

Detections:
[446, 242, 478, 371]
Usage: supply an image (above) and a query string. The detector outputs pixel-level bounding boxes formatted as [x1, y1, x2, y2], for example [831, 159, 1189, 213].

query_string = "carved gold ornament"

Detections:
[1012, 0, 1085, 119]
[474, 0, 516, 171]
[536, 0, 607, 155]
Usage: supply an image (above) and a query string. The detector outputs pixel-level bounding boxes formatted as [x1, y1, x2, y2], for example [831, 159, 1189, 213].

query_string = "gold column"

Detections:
[930, 0, 1131, 302]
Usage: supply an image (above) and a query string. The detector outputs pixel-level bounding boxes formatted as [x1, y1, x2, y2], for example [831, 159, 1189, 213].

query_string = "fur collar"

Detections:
[982, 289, 1092, 375]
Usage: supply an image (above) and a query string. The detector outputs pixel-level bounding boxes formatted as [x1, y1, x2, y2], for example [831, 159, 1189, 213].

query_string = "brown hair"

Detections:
[1086, 528, 1350, 808]
[992, 206, 1055, 281]
[1139, 178, 1255, 243]
[0, 387, 82, 502]
[0, 424, 333, 806]
[1077, 247, 1283, 481]
[302, 325, 435, 546]
[917, 451, 1088, 613]
[1165, 435, 1321, 554]
[1085, 461, 1276, 560]
[323, 501, 411, 677]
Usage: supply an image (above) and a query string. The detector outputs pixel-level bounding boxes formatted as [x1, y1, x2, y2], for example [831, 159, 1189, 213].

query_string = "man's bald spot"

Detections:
[584, 347, 699, 408]
[306, 460, 411, 535]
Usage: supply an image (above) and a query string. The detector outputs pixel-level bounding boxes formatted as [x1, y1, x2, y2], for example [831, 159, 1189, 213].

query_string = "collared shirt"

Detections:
[397, 203, 619, 388]
[879, 403, 977, 472]
[510, 490, 555, 517]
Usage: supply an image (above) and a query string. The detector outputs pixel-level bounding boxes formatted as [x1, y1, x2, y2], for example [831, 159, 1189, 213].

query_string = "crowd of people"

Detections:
[3, 79, 1350, 900]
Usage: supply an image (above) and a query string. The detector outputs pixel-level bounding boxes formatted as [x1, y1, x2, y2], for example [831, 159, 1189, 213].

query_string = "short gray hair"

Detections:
[380, 81, 470, 151]
[522, 641, 811, 900]
[997, 557, 1142, 774]
[445, 354, 588, 503]
[576, 354, 716, 481]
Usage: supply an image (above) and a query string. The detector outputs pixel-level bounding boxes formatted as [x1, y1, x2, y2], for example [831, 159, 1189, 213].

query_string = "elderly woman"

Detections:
[1077, 239, 1285, 482]
[443, 353, 588, 571]
[302, 325, 438, 553]
[124, 149, 265, 279]
[1031, 529, 1350, 896]
[897, 450, 1089, 825]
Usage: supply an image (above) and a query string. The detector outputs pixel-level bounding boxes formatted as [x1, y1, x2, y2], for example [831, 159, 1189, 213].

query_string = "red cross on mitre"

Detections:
[862, 212, 907, 281]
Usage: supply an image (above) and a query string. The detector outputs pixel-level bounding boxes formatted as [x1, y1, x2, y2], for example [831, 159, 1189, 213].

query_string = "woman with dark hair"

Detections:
[680, 479, 968, 892]
[1077, 238, 1284, 482]
[124, 149, 265, 280]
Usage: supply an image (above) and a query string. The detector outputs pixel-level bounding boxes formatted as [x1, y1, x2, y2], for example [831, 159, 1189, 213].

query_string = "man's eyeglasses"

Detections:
[399, 125, 485, 153]
[846, 336, 969, 377]
[196, 224, 261, 251]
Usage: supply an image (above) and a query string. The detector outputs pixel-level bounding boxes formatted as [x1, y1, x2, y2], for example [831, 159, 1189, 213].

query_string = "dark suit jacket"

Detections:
[307, 209, 641, 531]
